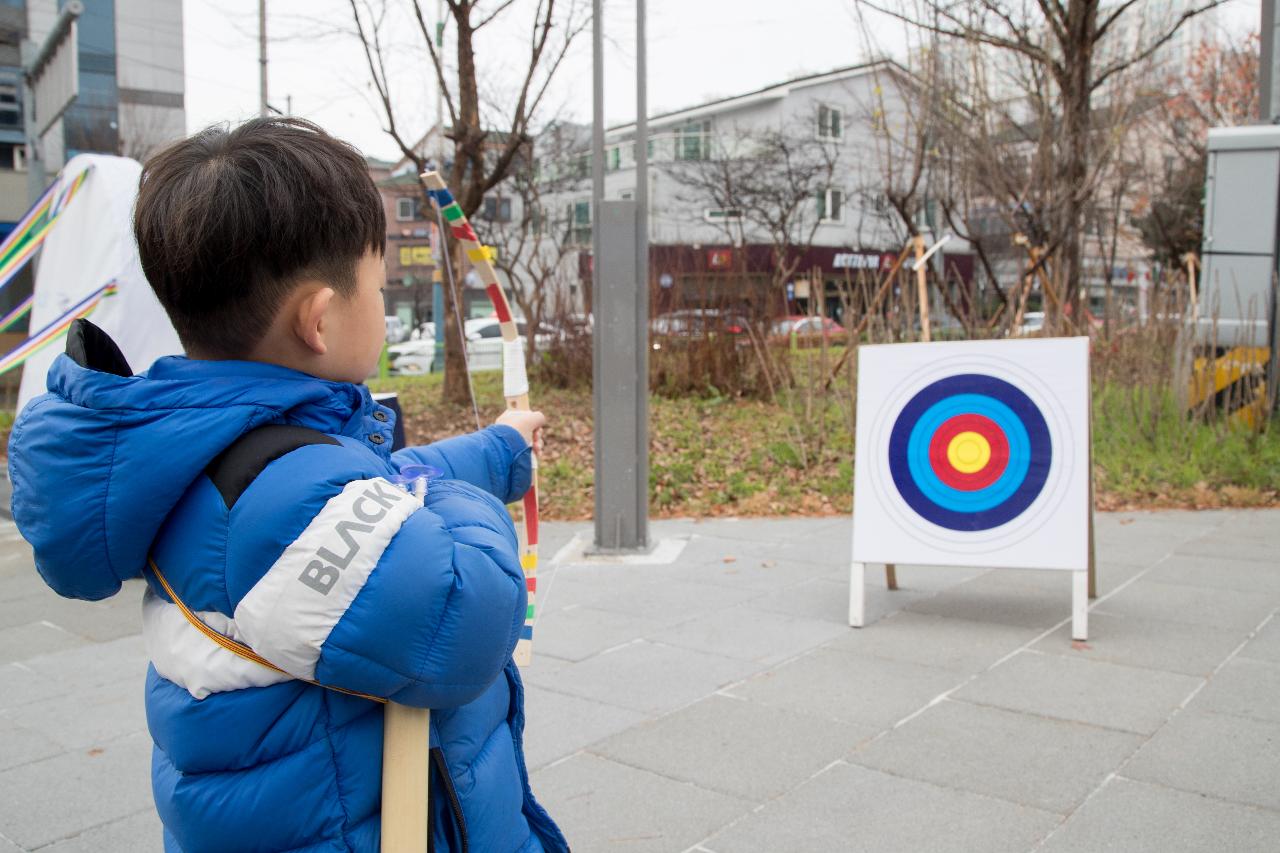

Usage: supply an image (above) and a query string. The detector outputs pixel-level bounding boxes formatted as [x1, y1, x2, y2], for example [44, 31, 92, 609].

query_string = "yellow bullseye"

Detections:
[947, 431, 991, 474]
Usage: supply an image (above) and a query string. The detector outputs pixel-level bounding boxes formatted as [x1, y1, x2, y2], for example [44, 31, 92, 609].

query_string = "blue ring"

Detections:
[888, 374, 1051, 531]
[905, 395, 1030, 513]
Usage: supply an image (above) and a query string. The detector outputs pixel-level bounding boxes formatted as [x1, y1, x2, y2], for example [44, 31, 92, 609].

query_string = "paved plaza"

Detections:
[0, 509, 1277, 852]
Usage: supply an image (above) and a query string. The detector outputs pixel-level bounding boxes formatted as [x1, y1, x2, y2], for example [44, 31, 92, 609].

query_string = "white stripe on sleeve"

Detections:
[233, 477, 419, 681]
[143, 589, 293, 700]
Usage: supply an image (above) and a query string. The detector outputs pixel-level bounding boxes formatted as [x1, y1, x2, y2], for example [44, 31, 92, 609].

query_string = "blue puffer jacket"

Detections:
[9, 352, 568, 853]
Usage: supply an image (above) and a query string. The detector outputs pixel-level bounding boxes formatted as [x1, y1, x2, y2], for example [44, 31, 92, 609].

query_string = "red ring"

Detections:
[928, 414, 1010, 491]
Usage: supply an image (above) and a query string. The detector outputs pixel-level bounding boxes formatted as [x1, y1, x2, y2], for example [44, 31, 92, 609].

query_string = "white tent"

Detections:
[17, 154, 182, 410]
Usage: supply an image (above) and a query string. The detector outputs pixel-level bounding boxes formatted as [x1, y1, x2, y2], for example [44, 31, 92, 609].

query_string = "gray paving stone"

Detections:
[825, 611, 1041, 674]
[851, 698, 1143, 814]
[1038, 777, 1280, 853]
[1175, 535, 1276, 565]
[1243, 616, 1280, 663]
[5, 677, 147, 750]
[20, 581, 145, 643]
[955, 651, 1201, 734]
[531, 604, 669, 662]
[0, 731, 153, 850]
[905, 574, 1076, 629]
[1192, 656, 1280, 723]
[595, 694, 876, 802]
[0, 714, 63, 772]
[751, 575, 928, 624]
[704, 762, 1059, 853]
[1151, 553, 1280, 595]
[727, 648, 960, 728]
[1098, 578, 1277, 631]
[1125, 710, 1280, 811]
[521, 685, 647, 771]
[1032, 611, 1250, 677]
[569, 572, 761, 627]
[652, 555, 836, 592]
[675, 532, 828, 568]
[0, 620, 89, 665]
[37, 809, 163, 853]
[0, 835, 21, 853]
[524, 640, 761, 715]
[0, 635, 148, 711]
[531, 753, 750, 853]
[650, 604, 850, 665]
[1208, 509, 1280, 544]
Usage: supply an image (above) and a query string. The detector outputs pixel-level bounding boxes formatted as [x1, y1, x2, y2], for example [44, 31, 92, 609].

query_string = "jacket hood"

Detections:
[9, 353, 381, 600]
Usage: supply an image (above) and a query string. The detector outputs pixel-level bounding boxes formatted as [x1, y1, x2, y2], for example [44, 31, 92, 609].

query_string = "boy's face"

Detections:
[326, 249, 387, 383]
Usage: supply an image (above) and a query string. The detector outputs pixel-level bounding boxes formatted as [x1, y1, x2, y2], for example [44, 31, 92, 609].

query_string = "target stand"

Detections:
[850, 338, 1093, 641]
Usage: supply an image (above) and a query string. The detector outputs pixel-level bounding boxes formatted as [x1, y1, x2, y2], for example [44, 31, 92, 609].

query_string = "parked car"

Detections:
[771, 315, 846, 340]
[386, 339, 436, 375]
[1013, 311, 1045, 336]
[651, 309, 749, 338]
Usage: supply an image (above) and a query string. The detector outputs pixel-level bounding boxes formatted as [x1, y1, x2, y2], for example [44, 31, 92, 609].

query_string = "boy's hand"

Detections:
[496, 410, 546, 455]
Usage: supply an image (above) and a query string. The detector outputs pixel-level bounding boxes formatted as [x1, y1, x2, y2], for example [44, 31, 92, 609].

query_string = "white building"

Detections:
[538, 60, 969, 320]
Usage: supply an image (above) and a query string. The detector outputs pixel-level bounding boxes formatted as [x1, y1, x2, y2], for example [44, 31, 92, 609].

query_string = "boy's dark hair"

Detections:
[134, 117, 386, 357]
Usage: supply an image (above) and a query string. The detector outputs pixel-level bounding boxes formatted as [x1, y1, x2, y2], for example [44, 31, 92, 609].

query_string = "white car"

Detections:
[1014, 311, 1045, 336]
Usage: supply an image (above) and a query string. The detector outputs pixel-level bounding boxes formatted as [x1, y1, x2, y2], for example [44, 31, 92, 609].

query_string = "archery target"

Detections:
[853, 338, 1090, 571]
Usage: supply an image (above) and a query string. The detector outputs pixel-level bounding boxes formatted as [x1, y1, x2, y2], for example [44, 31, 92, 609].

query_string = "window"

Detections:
[818, 189, 843, 223]
[569, 199, 592, 245]
[396, 197, 419, 221]
[620, 189, 634, 200]
[607, 145, 621, 171]
[481, 196, 512, 223]
[676, 120, 712, 161]
[704, 208, 743, 223]
[818, 105, 842, 140]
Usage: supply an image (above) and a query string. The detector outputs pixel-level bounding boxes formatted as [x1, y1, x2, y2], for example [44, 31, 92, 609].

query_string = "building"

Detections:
[369, 156, 439, 330]
[22, 0, 185, 174]
[0, 0, 185, 345]
[537, 61, 971, 323]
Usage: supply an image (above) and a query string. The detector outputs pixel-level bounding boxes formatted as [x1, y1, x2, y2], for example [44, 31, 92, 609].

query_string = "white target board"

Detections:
[853, 338, 1090, 571]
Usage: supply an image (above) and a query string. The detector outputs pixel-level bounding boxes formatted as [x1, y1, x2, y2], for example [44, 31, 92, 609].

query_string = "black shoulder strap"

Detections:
[206, 424, 339, 508]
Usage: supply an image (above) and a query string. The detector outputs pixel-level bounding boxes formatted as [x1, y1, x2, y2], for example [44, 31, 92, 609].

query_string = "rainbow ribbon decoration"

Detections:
[421, 172, 539, 667]
[0, 280, 119, 377]
[0, 168, 92, 296]
[0, 295, 33, 333]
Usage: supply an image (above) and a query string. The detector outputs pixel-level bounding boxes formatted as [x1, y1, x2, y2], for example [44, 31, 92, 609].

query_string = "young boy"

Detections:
[8, 118, 567, 853]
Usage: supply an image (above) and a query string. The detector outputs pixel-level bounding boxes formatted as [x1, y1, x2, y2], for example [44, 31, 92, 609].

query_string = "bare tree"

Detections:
[668, 125, 844, 311]
[347, 0, 589, 403]
[855, 0, 1225, 327]
[484, 129, 585, 358]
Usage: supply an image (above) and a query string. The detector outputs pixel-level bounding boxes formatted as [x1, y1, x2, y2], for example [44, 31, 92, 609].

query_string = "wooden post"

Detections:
[885, 563, 899, 590]
[381, 704, 431, 851]
[1184, 252, 1199, 320]
[914, 235, 931, 342]
[382, 474, 431, 852]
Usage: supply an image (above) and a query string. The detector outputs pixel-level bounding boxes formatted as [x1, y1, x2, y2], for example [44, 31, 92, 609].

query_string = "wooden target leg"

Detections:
[1071, 570, 1089, 642]
[849, 561, 867, 628]
[381, 702, 430, 851]
[885, 563, 899, 590]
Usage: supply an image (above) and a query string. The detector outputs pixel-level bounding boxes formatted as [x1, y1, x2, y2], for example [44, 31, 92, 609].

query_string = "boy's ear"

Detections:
[294, 287, 336, 356]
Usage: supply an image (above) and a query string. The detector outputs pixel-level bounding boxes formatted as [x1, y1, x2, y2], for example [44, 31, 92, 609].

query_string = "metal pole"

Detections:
[591, 0, 605, 541]
[437, 0, 446, 165]
[634, 0, 650, 548]
[259, 0, 268, 118]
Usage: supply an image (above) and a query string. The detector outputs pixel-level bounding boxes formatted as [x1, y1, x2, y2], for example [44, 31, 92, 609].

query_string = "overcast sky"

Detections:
[183, 0, 1262, 164]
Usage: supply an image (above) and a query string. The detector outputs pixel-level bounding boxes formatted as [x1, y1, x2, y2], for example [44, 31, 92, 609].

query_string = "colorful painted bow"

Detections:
[421, 171, 538, 667]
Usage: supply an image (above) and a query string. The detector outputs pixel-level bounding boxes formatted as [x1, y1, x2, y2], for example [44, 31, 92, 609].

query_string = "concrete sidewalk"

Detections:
[1, 510, 1278, 851]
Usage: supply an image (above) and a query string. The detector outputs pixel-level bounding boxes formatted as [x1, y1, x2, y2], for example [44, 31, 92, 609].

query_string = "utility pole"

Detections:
[591, 0, 650, 552]
[258, 0, 268, 118]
